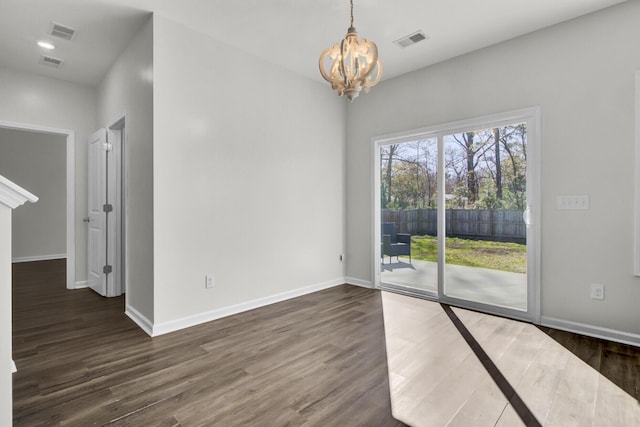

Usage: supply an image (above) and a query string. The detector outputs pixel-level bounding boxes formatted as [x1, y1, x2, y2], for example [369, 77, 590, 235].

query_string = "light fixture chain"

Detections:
[350, 0, 354, 28]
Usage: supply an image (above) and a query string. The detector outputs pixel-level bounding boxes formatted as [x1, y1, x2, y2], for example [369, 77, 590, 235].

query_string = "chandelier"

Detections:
[319, 0, 382, 101]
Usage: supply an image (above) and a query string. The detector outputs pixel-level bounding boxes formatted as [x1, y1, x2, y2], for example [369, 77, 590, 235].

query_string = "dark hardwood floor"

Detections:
[12, 260, 640, 426]
[12, 260, 405, 426]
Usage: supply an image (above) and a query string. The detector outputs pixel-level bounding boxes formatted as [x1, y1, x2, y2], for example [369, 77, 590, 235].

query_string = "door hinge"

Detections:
[103, 203, 113, 213]
[103, 265, 112, 274]
[103, 142, 113, 151]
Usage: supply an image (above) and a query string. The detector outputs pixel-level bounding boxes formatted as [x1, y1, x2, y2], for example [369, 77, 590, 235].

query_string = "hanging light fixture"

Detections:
[319, 0, 382, 101]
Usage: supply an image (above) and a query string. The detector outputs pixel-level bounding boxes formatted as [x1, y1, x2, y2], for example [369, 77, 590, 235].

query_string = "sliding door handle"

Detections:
[522, 207, 531, 228]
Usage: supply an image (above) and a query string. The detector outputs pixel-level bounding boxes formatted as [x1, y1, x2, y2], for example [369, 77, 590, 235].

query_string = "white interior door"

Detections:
[87, 129, 108, 296]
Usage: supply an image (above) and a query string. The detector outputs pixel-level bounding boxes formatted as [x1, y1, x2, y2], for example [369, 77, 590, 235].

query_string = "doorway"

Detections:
[0, 121, 75, 289]
[373, 108, 540, 323]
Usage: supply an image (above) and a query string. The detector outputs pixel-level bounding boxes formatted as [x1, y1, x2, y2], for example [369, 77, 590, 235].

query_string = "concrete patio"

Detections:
[381, 257, 527, 311]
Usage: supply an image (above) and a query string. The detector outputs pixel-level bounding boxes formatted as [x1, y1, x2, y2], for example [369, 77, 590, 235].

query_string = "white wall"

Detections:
[152, 15, 346, 328]
[0, 204, 11, 424]
[346, 1, 640, 336]
[0, 67, 96, 284]
[0, 128, 66, 260]
[97, 16, 154, 324]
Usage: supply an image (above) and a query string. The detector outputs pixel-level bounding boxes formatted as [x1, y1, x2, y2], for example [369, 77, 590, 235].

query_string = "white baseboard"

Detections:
[12, 253, 66, 263]
[151, 278, 346, 337]
[11, 360, 16, 374]
[74, 280, 88, 289]
[125, 304, 154, 337]
[345, 276, 374, 289]
[541, 316, 640, 347]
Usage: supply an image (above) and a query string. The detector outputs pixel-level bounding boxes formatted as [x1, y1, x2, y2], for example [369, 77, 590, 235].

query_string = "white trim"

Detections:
[12, 253, 66, 263]
[541, 316, 640, 348]
[74, 280, 88, 289]
[371, 134, 381, 290]
[0, 175, 38, 209]
[437, 135, 445, 296]
[125, 304, 153, 336]
[634, 70, 640, 276]
[107, 114, 126, 298]
[0, 120, 75, 290]
[11, 360, 16, 374]
[528, 107, 542, 324]
[374, 107, 542, 145]
[66, 132, 75, 291]
[345, 277, 374, 289]
[151, 279, 346, 337]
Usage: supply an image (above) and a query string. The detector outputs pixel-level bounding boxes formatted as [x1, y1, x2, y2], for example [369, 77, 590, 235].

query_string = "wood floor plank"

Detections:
[494, 403, 525, 427]
[402, 352, 490, 426]
[507, 336, 570, 425]
[446, 378, 508, 427]
[593, 374, 640, 426]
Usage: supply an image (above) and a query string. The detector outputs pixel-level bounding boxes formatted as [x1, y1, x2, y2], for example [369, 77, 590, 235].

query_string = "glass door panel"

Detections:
[380, 138, 438, 296]
[442, 125, 528, 311]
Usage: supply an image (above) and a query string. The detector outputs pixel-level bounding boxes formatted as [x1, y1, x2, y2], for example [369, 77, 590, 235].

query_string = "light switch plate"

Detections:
[557, 195, 589, 210]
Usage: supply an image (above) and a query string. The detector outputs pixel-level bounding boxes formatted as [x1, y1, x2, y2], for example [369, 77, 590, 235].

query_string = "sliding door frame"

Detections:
[372, 107, 541, 324]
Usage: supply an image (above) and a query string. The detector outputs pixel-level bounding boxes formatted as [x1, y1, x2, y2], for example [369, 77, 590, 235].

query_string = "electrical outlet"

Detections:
[205, 274, 215, 289]
[590, 283, 604, 300]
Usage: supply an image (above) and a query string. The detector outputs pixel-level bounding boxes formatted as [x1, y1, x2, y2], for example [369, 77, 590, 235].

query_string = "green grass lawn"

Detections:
[411, 235, 526, 274]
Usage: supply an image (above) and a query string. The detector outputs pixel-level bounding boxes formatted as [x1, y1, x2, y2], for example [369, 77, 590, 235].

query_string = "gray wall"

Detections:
[346, 1, 640, 336]
[97, 16, 154, 324]
[0, 67, 97, 284]
[0, 128, 66, 260]
[152, 15, 346, 328]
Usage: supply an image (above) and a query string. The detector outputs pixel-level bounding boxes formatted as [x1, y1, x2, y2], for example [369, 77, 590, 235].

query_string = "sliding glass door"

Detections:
[374, 109, 539, 322]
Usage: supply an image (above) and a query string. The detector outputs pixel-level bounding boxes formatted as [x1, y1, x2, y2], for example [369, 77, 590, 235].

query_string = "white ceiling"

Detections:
[0, 0, 628, 87]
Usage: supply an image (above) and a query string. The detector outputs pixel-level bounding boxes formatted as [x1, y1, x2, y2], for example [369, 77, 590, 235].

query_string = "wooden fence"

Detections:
[382, 209, 526, 244]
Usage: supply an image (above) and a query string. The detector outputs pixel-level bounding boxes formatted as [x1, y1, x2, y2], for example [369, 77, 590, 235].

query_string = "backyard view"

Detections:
[381, 124, 527, 212]
[411, 235, 526, 274]
[380, 121, 528, 309]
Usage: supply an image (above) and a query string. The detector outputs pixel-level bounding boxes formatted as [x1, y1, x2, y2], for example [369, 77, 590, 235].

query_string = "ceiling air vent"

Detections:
[49, 22, 77, 41]
[40, 55, 63, 68]
[394, 31, 429, 48]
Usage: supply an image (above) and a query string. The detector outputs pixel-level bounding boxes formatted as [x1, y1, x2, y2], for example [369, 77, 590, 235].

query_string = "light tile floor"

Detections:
[382, 291, 640, 426]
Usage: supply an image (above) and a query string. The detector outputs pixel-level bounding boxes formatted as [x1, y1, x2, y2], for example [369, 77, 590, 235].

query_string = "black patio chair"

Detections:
[382, 222, 411, 264]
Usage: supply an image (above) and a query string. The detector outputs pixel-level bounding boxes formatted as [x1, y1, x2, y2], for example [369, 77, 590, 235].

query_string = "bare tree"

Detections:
[450, 131, 493, 204]
[381, 144, 399, 207]
[494, 128, 502, 200]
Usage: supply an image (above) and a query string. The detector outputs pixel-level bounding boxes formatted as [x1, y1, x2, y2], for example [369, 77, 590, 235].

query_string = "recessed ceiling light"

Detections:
[37, 41, 56, 50]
